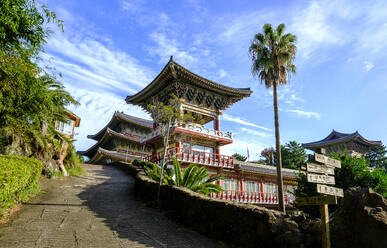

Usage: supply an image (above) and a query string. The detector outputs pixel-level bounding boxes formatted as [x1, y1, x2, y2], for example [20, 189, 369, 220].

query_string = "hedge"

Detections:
[0, 155, 43, 217]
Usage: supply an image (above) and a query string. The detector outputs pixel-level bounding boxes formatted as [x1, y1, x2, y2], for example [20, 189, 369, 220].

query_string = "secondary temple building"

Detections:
[83, 57, 298, 208]
[302, 130, 382, 158]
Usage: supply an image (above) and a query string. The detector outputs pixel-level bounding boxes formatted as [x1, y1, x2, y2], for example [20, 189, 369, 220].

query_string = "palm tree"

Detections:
[173, 159, 224, 196]
[249, 23, 297, 213]
[142, 158, 224, 196]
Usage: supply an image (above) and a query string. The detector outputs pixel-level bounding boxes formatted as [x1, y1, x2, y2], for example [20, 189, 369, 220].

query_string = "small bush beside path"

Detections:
[0, 155, 43, 217]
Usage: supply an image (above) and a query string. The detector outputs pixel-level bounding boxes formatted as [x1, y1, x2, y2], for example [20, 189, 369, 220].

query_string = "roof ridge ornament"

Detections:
[169, 55, 177, 78]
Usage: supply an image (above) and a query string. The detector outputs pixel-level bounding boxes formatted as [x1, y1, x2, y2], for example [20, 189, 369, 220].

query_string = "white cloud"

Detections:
[288, 109, 321, 119]
[290, 1, 350, 59]
[66, 86, 150, 151]
[363, 61, 375, 72]
[221, 138, 269, 161]
[222, 114, 272, 131]
[240, 128, 271, 137]
[217, 69, 227, 79]
[45, 32, 154, 94]
[147, 32, 198, 66]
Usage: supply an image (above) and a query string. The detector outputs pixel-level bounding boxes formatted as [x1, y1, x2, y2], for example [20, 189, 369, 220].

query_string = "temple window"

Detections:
[245, 181, 260, 193]
[264, 182, 277, 194]
[223, 179, 238, 191]
[55, 120, 74, 135]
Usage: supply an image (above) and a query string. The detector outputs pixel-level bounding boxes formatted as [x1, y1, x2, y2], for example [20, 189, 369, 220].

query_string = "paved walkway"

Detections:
[0, 164, 221, 248]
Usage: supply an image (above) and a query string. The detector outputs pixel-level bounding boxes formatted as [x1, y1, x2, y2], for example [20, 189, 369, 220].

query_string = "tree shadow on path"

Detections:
[78, 164, 220, 248]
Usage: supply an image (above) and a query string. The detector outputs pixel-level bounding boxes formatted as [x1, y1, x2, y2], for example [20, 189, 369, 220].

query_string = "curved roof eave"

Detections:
[302, 130, 382, 148]
[126, 58, 252, 104]
[82, 128, 141, 158]
[88, 111, 152, 141]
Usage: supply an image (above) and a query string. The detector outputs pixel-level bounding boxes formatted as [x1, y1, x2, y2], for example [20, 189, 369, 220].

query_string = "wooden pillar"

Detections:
[214, 114, 220, 155]
[320, 204, 330, 248]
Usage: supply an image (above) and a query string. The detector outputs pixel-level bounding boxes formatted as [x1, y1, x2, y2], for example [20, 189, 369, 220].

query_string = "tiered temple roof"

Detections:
[126, 57, 252, 115]
[83, 128, 141, 158]
[302, 130, 382, 155]
[88, 111, 152, 141]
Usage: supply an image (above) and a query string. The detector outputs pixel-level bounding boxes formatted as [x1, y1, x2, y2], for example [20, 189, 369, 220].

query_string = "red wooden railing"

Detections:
[211, 190, 290, 205]
[145, 147, 235, 169]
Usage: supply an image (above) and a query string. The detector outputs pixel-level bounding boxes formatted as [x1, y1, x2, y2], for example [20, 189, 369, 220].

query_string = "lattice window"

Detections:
[196, 92, 205, 104]
[205, 95, 214, 107]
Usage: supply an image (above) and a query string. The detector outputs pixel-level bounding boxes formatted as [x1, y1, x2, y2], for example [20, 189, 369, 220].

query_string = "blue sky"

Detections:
[41, 0, 387, 160]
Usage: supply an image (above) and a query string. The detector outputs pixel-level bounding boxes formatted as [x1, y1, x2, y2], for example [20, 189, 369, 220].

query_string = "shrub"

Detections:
[0, 155, 43, 217]
[64, 144, 86, 177]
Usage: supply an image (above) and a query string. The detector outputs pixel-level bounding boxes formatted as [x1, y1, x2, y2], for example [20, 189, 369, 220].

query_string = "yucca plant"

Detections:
[143, 162, 175, 186]
[173, 158, 224, 196]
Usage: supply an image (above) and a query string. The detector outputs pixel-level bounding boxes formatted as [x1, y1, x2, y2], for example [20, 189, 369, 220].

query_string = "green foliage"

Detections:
[261, 141, 306, 169]
[141, 158, 224, 196]
[249, 23, 297, 88]
[143, 161, 175, 185]
[173, 158, 224, 196]
[232, 153, 247, 162]
[0, 155, 43, 216]
[0, 0, 80, 176]
[365, 145, 387, 171]
[0, 0, 63, 53]
[295, 153, 387, 216]
[275, 141, 306, 169]
[332, 154, 387, 197]
[64, 144, 86, 177]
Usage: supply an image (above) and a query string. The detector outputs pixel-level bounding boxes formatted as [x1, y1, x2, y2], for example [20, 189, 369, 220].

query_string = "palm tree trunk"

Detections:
[273, 82, 285, 213]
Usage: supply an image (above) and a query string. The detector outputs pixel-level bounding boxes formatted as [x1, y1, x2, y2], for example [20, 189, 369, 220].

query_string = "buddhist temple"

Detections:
[84, 57, 298, 208]
[82, 111, 153, 164]
[302, 130, 382, 157]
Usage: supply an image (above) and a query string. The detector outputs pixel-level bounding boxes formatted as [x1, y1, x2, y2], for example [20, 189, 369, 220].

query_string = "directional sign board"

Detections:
[315, 154, 341, 168]
[296, 195, 337, 206]
[307, 173, 335, 185]
[307, 163, 335, 175]
[317, 184, 344, 197]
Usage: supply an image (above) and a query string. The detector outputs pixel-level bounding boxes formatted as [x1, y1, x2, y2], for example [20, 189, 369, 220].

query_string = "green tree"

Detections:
[295, 154, 387, 217]
[232, 153, 247, 162]
[0, 0, 63, 53]
[249, 23, 297, 213]
[365, 145, 387, 171]
[173, 158, 224, 196]
[0, 0, 79, 176]
[275, 141, 306, 169]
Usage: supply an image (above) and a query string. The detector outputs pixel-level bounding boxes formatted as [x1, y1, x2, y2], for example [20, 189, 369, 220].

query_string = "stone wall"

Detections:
[117, 163, 321, 248]
[331, 187, 387, 248]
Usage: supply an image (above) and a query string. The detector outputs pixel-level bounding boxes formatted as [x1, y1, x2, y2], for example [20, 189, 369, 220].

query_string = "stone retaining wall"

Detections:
[117, 163, 321, 248]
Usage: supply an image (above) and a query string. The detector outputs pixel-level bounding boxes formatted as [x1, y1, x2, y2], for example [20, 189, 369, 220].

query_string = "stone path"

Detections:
[0, 164, 221, 248]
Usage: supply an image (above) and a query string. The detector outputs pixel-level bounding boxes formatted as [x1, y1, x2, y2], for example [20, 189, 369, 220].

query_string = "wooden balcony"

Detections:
[145, 147, 235, 169]
[140, 123, 233, 145]
[211, 190, 291, 205]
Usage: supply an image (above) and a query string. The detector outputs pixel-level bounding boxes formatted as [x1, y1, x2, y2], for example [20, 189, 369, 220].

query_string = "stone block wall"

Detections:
[117, 162, 321, 248]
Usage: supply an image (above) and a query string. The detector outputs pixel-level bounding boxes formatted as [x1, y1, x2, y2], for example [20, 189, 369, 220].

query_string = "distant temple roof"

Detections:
[87, 111, 152, 141]
[125, 57, 252, 110]
[302, 130, 382, 149]
[82, 128, 142, 158]
[235, 161, 298, 179]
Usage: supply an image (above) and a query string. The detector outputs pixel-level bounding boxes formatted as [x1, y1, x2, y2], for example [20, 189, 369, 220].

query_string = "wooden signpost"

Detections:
[296, 149, 343, 248]
[307, 173, 335, 185]
[296, 195, 337, 206]
[316, 184, 344, 197]
[307, 163, 335, 175]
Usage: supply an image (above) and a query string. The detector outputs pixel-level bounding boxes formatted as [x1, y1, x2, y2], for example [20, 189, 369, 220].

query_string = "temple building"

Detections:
[302, 130, 382, 158]
[83, 111, 153, 164]
[84, 57, 298, 208]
